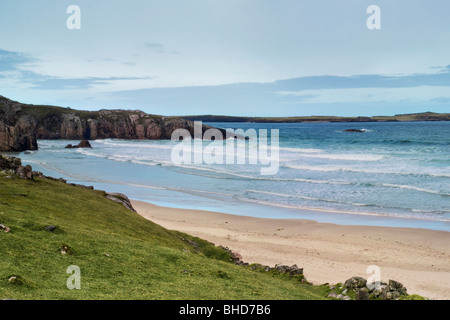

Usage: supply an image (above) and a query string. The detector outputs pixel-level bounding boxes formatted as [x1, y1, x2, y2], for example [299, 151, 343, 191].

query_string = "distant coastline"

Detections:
[181, 112, 450, 123]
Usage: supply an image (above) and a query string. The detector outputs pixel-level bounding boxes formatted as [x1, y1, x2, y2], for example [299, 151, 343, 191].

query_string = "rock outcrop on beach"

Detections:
[327, 276, 410, 300]
[0, 95, 225, 152]
[0, 154, 40, 180]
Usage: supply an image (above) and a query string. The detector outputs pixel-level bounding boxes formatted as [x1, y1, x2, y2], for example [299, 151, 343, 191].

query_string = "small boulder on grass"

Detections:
[8, 275, 25, 286]
[59, 244, 74, 255]
[0, 224, 11, 232]
[44, 225, 57, 232]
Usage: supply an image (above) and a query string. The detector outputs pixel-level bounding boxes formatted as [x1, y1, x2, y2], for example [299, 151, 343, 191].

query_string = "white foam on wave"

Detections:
[74, 146, 353, 186]
[124, 182, 233, 200]
[93, 140, 175, 150]
[239, 197, 450, 222]
[247, 189, 370, 206]
[379, 183, 450, 197]
[299, 153, 384, 161]
[282, 163, 450, 178]
[75, 148, 162, 165]
[20, 159, 47, 165]
[284, 164, 340, 172]
[171, 165, 352, 185]
[278, 147, 323, 153]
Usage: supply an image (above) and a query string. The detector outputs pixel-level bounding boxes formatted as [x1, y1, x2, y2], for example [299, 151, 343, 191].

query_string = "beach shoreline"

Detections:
[131, 200, 450, 300]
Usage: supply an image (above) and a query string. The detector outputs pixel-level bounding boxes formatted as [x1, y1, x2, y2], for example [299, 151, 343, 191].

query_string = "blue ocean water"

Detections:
[18, 121, 450, 231]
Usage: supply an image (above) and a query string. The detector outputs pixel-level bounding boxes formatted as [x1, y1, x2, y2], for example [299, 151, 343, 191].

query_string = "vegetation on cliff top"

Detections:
[180, 112, 450, 123]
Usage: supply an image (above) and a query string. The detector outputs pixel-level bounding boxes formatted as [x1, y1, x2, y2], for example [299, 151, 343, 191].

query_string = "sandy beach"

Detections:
[132, 200, 450, 300]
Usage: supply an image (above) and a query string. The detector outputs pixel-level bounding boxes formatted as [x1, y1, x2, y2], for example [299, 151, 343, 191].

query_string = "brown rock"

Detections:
[355, 288, 370, 300]
[344, 276, 367, 289]
[0, 96, 38, 152]
[105, 192, 136, 212]
[344, 129, 365, 133]
[65, 140, 92, 149]
[0, 155, 22, 171]
[16, 165, 33, 179]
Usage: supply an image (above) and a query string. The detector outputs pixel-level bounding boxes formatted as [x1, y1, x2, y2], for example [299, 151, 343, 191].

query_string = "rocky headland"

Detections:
[182, 112, 450, 123]
[0, 95, 225, 152]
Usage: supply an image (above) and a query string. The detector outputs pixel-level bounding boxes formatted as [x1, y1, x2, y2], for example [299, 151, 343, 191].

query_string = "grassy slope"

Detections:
[0, 172, 328, 300]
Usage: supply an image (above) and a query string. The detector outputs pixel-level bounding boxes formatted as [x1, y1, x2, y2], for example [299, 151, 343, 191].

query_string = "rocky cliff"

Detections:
[0, 96, 38, 152]
[0, 95, 224, 152]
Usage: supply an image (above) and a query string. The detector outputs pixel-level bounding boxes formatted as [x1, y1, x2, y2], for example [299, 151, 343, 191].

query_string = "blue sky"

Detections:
[0, 0, 449, 116]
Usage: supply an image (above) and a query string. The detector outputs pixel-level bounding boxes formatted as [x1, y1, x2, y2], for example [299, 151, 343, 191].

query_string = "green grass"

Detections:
[0, 172, 329, 300]
[20, 104, 164, 123]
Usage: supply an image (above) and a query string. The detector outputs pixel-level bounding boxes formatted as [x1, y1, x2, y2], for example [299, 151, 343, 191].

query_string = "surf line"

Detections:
[170, 121, 279, 175]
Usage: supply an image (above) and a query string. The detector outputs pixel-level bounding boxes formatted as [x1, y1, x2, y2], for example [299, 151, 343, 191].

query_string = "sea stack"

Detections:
[65, 140, 92, 149]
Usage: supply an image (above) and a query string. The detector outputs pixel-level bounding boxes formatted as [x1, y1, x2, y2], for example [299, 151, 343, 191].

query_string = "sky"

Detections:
[0, 0, 449, 117]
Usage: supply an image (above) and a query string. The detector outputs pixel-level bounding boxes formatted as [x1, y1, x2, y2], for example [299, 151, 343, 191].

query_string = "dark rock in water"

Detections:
[77, 139, 92, 148]
[105, 192, 136, 212]
[65, 139, 92, 149]
[344, 129, 365, 132]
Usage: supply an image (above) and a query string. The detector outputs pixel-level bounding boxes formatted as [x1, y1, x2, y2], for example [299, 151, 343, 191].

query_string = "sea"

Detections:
[17, 121, 450, 231]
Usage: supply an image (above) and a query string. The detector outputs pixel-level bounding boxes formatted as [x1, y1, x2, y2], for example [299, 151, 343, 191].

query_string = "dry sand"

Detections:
[132, 200, 450, 300]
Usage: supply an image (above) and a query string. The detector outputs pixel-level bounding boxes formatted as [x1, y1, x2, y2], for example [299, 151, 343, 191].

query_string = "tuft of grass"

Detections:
[399, 294, 428, 300]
